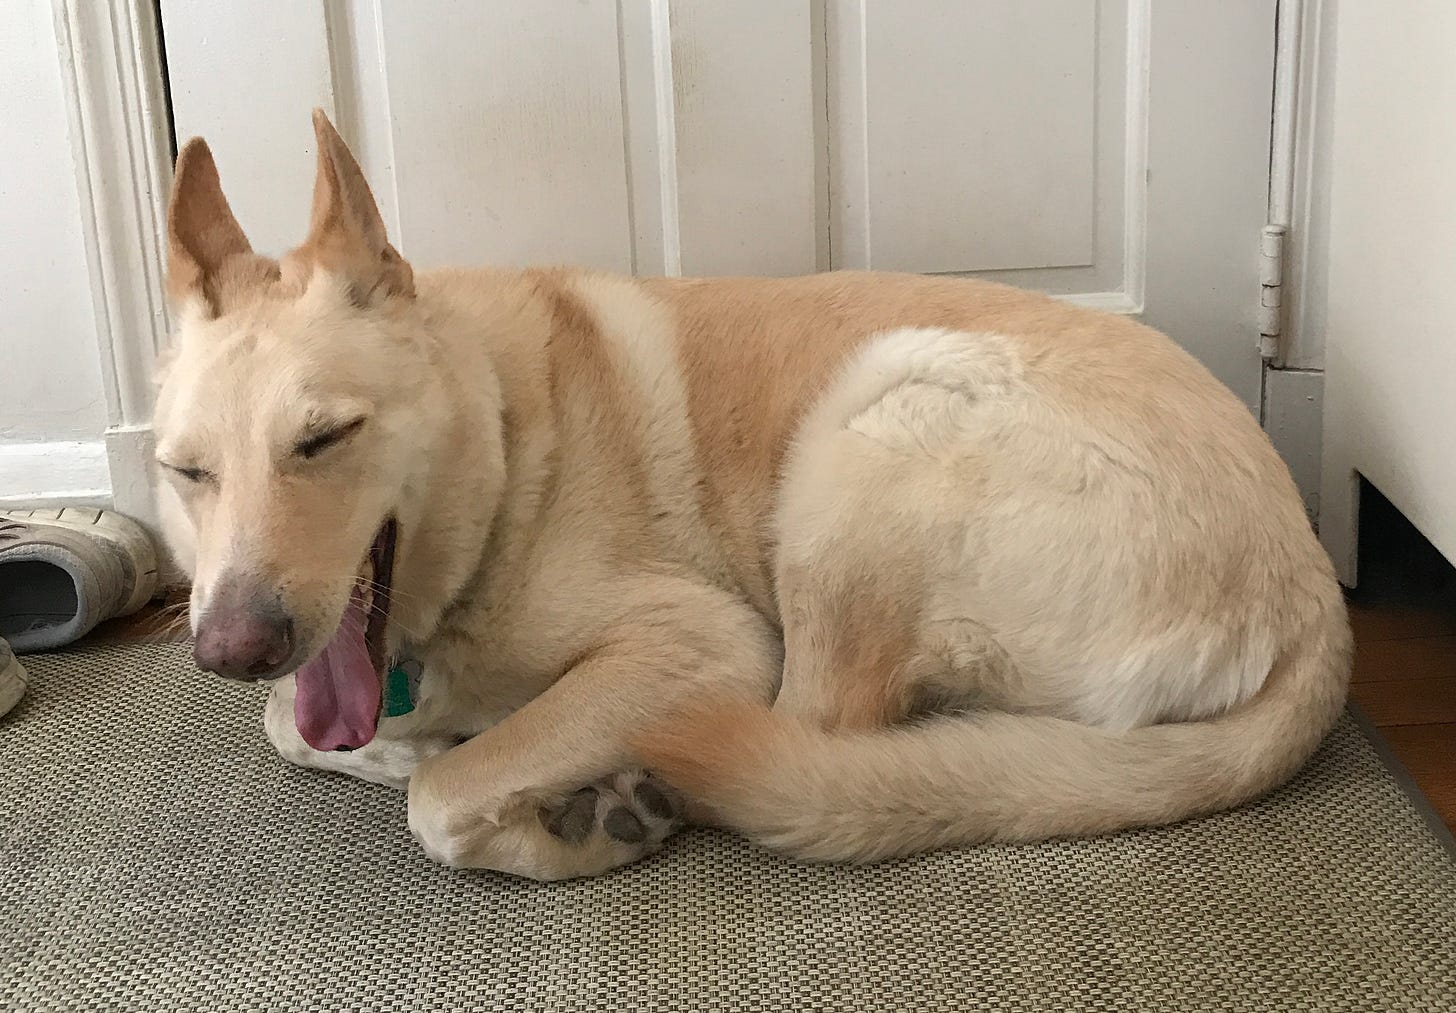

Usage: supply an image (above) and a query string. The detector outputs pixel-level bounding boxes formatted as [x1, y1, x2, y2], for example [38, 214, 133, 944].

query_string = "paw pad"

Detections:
[602, 807, 646, 843]
[540, 787, 600, 843]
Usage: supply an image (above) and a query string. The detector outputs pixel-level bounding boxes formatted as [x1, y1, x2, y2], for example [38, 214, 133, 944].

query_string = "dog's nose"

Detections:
[193, 580, 294, 680]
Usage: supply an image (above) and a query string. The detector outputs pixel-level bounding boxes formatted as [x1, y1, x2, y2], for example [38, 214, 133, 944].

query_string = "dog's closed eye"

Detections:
[294, 417, 367, 460]
[159, 461, 214, 484]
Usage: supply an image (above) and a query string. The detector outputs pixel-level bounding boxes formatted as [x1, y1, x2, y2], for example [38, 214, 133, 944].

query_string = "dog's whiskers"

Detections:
[352, 577, 421, 604]
[145, 610, 193, 644]
[362, 603, 422, 641]
[335, 597, 422, 643]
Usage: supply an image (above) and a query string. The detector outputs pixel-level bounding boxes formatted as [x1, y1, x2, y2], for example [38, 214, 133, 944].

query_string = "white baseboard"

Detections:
[0, 440, 112, 508]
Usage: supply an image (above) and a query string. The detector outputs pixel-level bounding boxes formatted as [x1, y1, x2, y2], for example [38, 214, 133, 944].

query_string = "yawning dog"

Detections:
[151, 111, 1350, 880]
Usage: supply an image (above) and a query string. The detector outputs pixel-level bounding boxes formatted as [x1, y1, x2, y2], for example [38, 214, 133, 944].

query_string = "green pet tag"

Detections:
[384, 658, 423, 718]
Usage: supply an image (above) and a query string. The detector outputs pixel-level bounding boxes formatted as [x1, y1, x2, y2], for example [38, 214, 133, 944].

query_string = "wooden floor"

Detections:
[1343, 482, 1456, 835]
[86, 484, 1456, 835]
[1349, 597, 1456, 835]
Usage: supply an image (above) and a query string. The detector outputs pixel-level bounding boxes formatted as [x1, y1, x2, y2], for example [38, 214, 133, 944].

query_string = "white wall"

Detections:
[0, 0, 111, 504]
[1319, 0, 1456, 581]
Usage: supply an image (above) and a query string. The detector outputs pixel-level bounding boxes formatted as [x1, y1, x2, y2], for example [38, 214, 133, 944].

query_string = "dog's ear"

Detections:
[298, 108, 414, 304]
[167, 138, 253, 315]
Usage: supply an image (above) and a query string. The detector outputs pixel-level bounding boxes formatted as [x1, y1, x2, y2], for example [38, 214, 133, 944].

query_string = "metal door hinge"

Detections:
[1258, 225, 1287, 361]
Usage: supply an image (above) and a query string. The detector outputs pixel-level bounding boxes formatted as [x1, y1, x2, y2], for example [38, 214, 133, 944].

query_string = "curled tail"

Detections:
[635, 602, 1351, 863]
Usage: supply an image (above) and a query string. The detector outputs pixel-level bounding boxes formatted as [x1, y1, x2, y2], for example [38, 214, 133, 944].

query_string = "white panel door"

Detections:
[828, 0, 1098, 275]
[160, 0, 1275, 408]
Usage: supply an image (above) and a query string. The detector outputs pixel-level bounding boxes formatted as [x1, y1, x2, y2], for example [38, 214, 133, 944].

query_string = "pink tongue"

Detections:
[294, 587, 381, 751]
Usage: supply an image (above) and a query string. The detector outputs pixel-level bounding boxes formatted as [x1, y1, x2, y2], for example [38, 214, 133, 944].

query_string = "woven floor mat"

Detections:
[3, 643, 1454, 1011]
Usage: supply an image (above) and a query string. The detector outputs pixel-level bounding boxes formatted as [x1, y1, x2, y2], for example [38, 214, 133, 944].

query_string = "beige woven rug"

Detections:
[3, 643, 1454, 1011]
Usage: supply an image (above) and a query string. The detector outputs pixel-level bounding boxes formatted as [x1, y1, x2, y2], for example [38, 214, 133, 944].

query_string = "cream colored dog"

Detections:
[152, 111, 1351, 880]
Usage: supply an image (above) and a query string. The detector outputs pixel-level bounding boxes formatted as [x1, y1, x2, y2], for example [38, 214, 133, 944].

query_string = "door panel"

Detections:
[377, 2, 633, 270]
[670, 1, 819, 276]
[830, 0, 1097, 275]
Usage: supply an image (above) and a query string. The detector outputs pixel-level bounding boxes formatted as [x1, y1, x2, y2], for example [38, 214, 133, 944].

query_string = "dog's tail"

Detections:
[635, 600, 1350, 863]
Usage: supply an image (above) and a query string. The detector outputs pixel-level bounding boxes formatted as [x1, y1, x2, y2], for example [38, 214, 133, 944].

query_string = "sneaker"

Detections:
[0, 637, 25, 717]
[0, 508, 158, 652]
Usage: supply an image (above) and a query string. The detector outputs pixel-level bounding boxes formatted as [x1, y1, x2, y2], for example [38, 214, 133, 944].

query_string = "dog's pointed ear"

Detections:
[299, 108, 414, 303]
[167, 138, 253, 315]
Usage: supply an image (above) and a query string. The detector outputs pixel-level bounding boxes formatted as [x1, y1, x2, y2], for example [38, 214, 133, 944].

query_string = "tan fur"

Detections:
[153, 113, 1351, 880]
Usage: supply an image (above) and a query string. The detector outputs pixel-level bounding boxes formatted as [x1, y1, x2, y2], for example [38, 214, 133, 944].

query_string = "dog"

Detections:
[150, 110, 1351, 880]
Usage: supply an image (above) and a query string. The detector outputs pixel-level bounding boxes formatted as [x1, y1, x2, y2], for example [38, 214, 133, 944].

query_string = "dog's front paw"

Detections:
[538, 770, 682, 849]
[406, 754, 476, 868]
[408, 760, 684, 879]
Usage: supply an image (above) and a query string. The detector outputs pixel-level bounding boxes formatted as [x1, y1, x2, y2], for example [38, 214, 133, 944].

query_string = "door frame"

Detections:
[52, 0, 173, 538]
[1262, 0, 1338, 536]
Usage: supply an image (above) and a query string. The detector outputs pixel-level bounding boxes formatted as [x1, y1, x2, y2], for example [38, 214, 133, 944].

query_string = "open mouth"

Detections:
[292, 517, 397, 752]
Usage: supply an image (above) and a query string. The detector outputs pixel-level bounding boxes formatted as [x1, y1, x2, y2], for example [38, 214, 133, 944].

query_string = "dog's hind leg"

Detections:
[768, 327, 1021, 732]
[264, 674, 455, 790]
